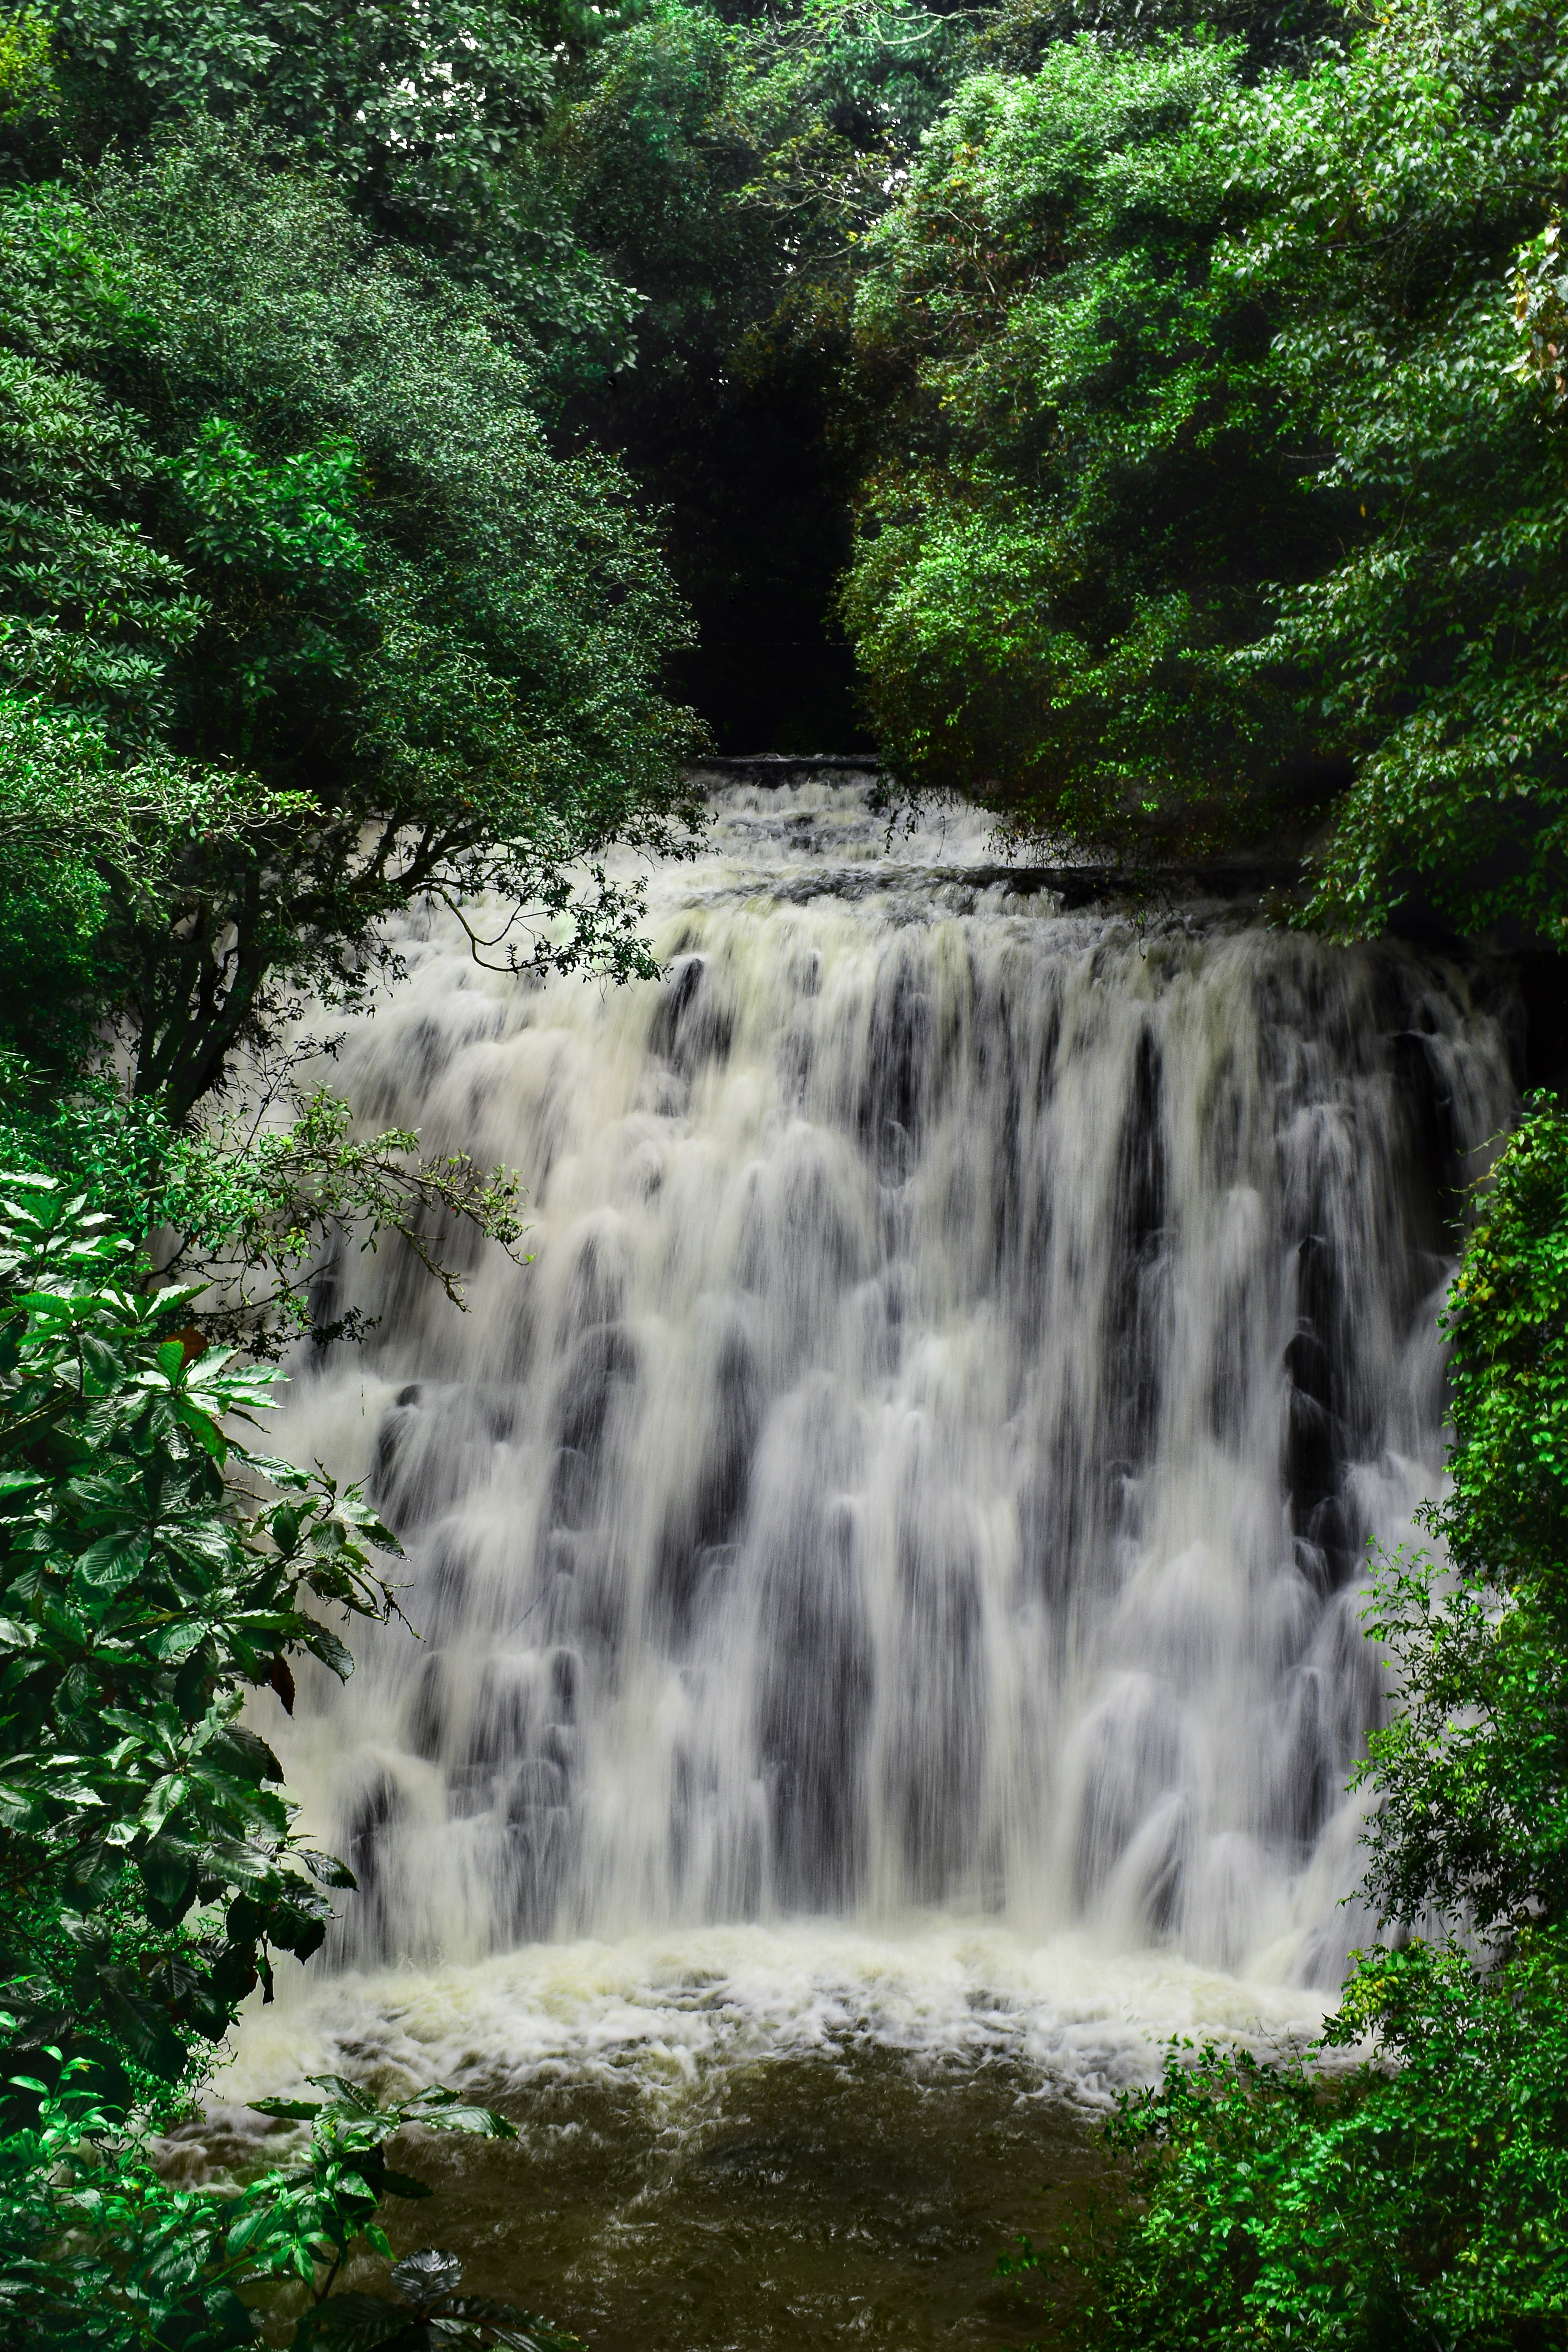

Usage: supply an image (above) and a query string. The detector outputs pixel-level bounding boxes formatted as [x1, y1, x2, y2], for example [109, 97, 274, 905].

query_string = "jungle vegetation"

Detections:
[0, 0, 1562, 2340]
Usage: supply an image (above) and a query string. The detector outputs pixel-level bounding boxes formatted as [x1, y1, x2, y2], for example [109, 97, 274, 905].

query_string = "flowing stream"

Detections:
[202, 775, 1516, 2345]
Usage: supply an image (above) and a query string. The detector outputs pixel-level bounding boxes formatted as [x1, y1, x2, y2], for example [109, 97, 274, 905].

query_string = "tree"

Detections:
[559, 0, 965, 748]
[844, 0, 1568, 941]
[842, 35, 1331, 857]
[0, 122, 700, 1123]
[6, 0, 642, 385]
[1225, 0, 1568, 942]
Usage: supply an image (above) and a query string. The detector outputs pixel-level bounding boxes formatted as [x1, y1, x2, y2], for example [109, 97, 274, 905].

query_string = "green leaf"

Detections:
[390, 2247, 461, 2300]
[98, 1976, 188, 2080]
[77, 1528, 151, 1588]
[377, 2169, 436, 2202]
[299, 1619, 356, 1680]
[0, 1780, 47, 1833]
[301, 1849, 357, 1889]
[306, 2074, 379, 2112]
[245, 1454, 313, 1490]
[293, 2293, 422, 2349]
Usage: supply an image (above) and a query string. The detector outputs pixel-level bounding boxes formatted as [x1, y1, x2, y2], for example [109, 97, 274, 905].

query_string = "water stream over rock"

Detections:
[206, 777, 1517, 2343]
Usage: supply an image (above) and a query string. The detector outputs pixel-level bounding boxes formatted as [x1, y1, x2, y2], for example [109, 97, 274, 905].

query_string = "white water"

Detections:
[244, 777, 1513, 2104]
[213, 1922, 1331, 2125]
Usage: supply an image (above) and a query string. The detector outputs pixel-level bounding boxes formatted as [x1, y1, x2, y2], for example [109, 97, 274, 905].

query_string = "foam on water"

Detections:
[217, 1920, 1332, 2131]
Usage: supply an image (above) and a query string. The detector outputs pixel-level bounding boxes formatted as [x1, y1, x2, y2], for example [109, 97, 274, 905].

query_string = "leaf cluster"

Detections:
[844, 0, 1568, 938]
[0, 1063, 529, 1357]
[0, 2064, 566, 2350]
[1355, 1096, 1568, 1941]
[11, 0, 644, 377]
[0, 1173, 403, 2100]
[1049, 1934, 1568, 2350]
[0, 111, 700, 1122]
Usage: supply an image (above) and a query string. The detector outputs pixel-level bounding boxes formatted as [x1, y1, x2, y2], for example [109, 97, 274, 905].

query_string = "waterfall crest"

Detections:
[274, 779, 1514, 1990]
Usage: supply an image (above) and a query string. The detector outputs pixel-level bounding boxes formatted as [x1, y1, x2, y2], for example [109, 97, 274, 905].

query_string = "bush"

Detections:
[0, 1174, 567, 2347]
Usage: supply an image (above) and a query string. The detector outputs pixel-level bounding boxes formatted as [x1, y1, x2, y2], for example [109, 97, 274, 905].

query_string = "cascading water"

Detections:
[258, 775, 1512, 2023]
[200, 775, 1518, 2346]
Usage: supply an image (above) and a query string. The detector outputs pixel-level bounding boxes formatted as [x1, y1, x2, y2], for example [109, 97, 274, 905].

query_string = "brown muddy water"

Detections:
[366, 2047, 1100, 2350]
[187, 2047, 1102, 2350]
[177, 1924, 1327, 2350]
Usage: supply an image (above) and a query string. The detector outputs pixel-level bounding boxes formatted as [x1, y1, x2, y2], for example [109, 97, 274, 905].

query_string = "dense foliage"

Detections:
[844, 37, 1324, 855]
[0, 131, 698, 1120]
[0, 1178, 572, 2347]
[0, 2066, 570, 2348]
[1359, 1102, 1568, 1941]
[1051, 1936, 1568, 2348]
[844, 0, 1568, 939]
[12, 0, 638, 372]
[0, 1174, 393, 2103]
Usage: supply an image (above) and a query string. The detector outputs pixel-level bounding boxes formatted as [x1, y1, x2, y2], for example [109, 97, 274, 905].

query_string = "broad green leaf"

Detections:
[0, 1780, 47, 1833]
[77, 1530, 152, 1588]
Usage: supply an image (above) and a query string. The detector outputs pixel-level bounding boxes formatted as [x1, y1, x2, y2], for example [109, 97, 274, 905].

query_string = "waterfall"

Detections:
[270, 775, 1514, 2013]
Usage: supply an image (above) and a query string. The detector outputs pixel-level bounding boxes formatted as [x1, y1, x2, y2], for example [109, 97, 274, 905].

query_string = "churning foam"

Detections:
[218, 1920, 1334, 2125]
